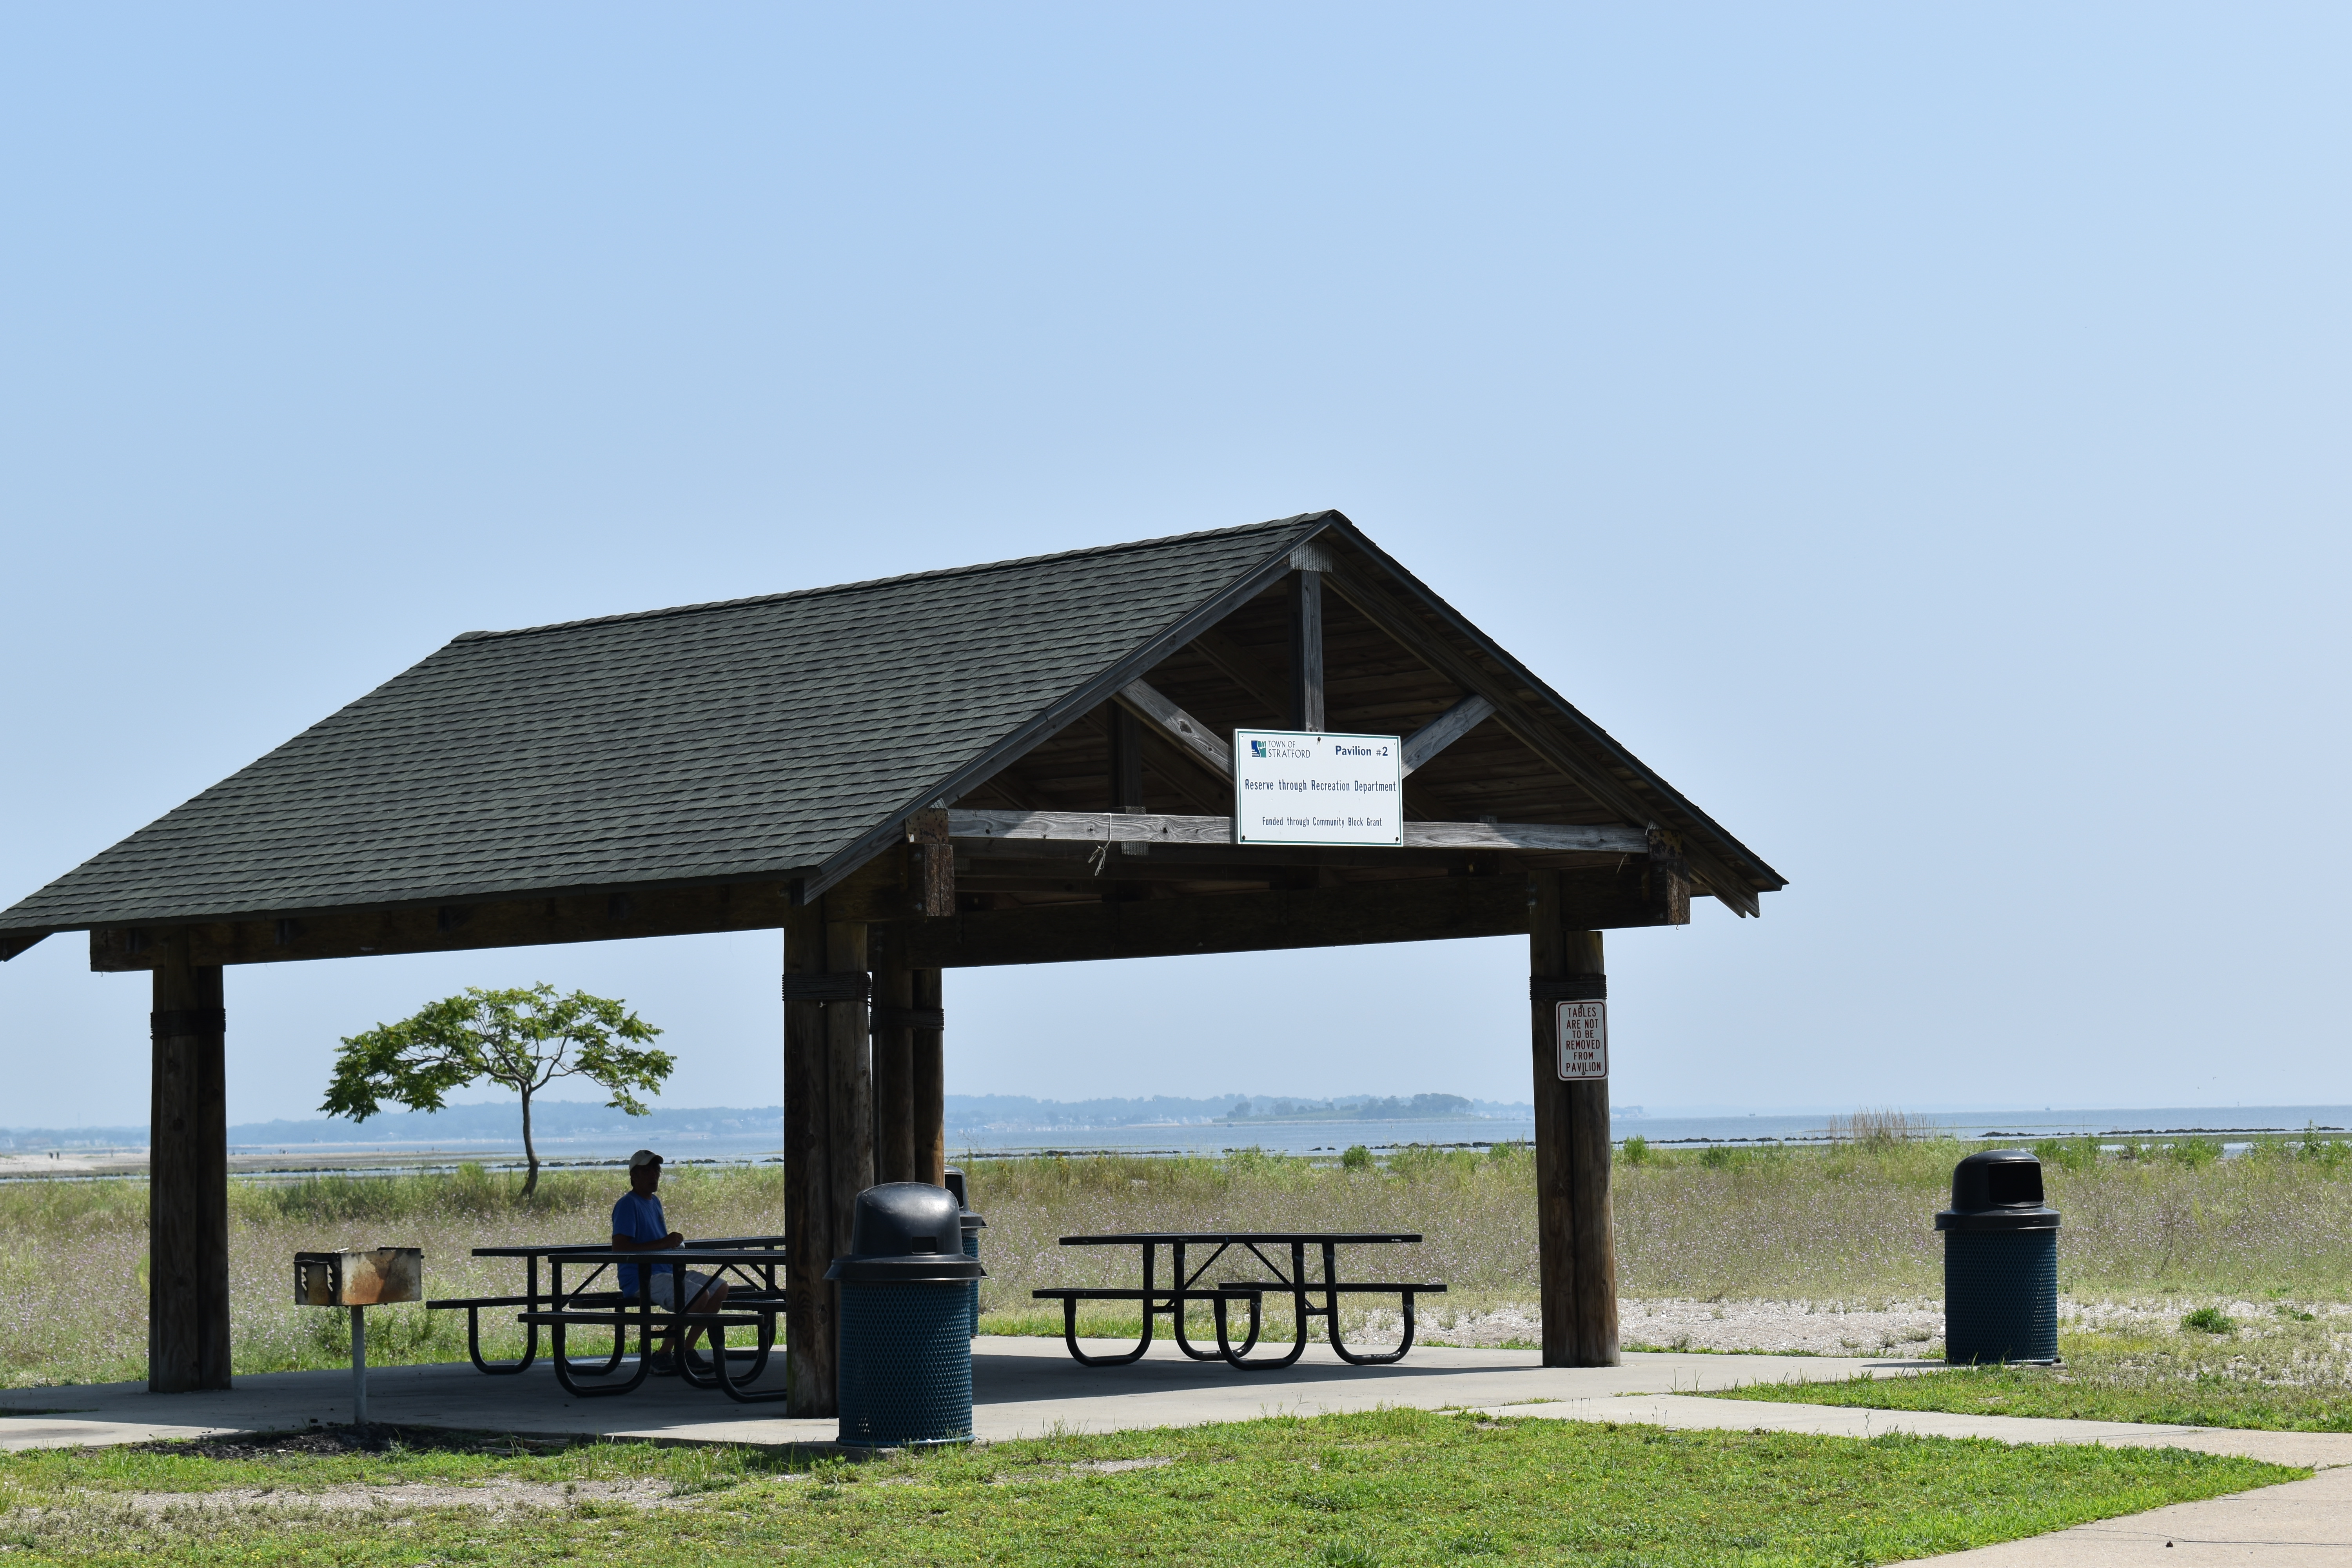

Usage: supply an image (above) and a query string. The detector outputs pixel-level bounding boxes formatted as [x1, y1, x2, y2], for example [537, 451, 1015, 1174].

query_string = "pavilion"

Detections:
[0, 510, 1782, 1415]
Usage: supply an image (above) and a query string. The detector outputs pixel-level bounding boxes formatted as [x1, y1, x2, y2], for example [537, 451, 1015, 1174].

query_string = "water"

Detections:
[1615, 1105, 2352, 1150]
[948, 1116, 1536, 1159]
[9, 1103, 2345, 1182]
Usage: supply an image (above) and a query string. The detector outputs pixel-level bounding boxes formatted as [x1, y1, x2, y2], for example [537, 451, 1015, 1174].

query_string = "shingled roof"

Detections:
[0, 511, 1782, 954]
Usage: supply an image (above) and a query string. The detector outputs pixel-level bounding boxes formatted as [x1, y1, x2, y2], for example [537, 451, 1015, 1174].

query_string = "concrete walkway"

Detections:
[0, 1336, 1923, 1450]
[6, 1340, 2345, 1561]
[1918, 1465, 2352, 1564]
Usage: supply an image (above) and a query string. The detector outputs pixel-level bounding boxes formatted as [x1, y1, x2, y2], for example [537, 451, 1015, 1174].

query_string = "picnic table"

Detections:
[426, 1234, 788, 1403]
[1034, 1232, 1444, 1371]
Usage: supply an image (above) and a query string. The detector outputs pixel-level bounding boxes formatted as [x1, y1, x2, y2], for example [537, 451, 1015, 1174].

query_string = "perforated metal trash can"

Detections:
[826, 1183, 984, 1448]
[1937, 1149, 2060, 1366]
[943, 1167, 987, 1338]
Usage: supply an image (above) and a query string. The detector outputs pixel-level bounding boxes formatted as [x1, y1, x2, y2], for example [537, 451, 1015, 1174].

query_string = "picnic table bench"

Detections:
[1034, 1232, 1444, 1371]
[427, 1234, 787, 1401]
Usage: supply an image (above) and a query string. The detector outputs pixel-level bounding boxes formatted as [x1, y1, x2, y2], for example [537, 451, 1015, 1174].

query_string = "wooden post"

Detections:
[149, 930, 230, 1391]
[781, 902, 833, 1416]
[823, 916, 875, 1275]
[1108, 704, 1148, 895]
[911, 969, 946, 1186]
[1290, 568, 1325, 731]
[909, 808, 955, 917]
[1110, 706, 1144, 813]
[1530, 870, 1619, 1367]
[872, 934, 916, 1185]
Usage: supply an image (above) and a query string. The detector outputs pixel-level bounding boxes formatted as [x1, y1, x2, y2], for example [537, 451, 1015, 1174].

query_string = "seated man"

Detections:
[611, 1148, 731, 1376]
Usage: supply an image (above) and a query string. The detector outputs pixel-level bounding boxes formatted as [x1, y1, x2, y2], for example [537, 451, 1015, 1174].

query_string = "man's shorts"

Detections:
[637, 1270, 717, 1312]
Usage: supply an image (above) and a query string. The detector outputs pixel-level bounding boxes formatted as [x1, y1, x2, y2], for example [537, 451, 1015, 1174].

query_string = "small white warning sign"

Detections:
[1556, 1001, 1608, 1081]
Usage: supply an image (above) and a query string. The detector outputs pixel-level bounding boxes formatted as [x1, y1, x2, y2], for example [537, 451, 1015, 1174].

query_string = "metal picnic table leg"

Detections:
[1059, 1242, 1158, 1367]
[1168, 1241, 1245, 1361]
[702, 1315, 791, 1403]
[549, 1289, 657, 1399]
[1214, 1242, 1306, 1371]
[1322, 1240, 1420, 1366]
[464, 1253, 542, 1375]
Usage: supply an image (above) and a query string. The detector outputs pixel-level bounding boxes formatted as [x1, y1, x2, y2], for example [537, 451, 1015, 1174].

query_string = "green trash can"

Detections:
[943, 1166, 987, 1337]
[1937, 1149, 2060, 1365]
[826, 1183, 985, 1448]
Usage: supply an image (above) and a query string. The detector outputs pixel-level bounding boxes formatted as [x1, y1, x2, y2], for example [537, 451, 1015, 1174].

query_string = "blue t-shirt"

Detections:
[612, 1191, 672, 1297]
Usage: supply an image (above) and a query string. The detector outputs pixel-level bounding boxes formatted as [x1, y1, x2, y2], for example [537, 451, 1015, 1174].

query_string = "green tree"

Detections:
[321, 984, 672, 1195]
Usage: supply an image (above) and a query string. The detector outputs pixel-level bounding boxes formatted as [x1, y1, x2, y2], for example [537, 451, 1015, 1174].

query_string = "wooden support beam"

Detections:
[912, 969, 945, 1187]
[946, 808, 1648, 855]
[1113, 679, 1229, 778]
[1647, 829, 1690, 927]
[1405, 820, 1648, 853]
[86, 854, 910, 971]
[872, 933, 916, 1185]
[1531, 871, 1619, 1368]
[907, 809, 953, 917]
[1105, 702, 1151, 887]
[149, 930, 230, 1392]
[0, 930, 48, 962]
[1184, 619, 1451, 820]
[883, 864, 1666, 968]
[823, 916, 874, 1299]
[1110, 705, 1145, 810]
[1400, 694, 1495, 775]
[1290, 568, 1325, 731]
[954, 837, 1508, 873]
[781, 903, 834, 1417]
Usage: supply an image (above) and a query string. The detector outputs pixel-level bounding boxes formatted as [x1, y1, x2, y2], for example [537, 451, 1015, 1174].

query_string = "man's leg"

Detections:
[679, 1279, 731, 1355]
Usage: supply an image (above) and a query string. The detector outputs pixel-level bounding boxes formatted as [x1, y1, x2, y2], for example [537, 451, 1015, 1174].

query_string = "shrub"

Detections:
[1341, 1145, 1372, 1172]
[2181, 1306, 2237, 1335]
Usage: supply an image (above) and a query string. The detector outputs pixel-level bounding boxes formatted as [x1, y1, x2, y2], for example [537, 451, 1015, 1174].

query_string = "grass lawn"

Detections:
[1711, 1316, 2352, 1431]
[0, 1408, 2299, 1566]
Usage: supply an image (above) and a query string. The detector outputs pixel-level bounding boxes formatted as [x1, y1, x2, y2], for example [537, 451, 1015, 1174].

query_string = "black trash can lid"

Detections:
[825, 1183, 985, 1281]
[1936, 1148, 2060, 1231]
[942, 1166, 987, 1227]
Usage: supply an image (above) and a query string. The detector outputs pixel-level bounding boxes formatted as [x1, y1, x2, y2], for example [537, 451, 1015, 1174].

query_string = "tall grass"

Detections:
[0, 1163, 782, 1389]
[5, 1136, 2350, 1387]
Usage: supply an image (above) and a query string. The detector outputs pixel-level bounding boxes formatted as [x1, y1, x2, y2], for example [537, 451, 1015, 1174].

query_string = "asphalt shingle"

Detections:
[2, 518, 1320, 934]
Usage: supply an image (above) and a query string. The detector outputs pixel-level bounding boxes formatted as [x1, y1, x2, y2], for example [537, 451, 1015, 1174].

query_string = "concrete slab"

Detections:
[0, 1338, 1924, 1452]
[1914, 1462, 2352, 1564]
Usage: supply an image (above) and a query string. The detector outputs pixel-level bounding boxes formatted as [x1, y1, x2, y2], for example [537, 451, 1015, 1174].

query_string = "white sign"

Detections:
[1232, 729, 1403, 846]
[1556, 1001, 1608, 1080]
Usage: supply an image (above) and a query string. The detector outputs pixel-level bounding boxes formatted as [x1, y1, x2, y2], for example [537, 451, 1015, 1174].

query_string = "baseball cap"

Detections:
[628, 1149, 662, 1169]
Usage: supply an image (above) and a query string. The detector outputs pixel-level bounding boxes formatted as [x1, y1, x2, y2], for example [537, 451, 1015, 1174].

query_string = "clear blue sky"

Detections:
[3, 5, 2345, 1126]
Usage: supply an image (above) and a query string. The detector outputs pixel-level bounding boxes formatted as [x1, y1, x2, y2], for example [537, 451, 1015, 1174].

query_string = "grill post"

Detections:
[350, 1307, 368, 1425]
